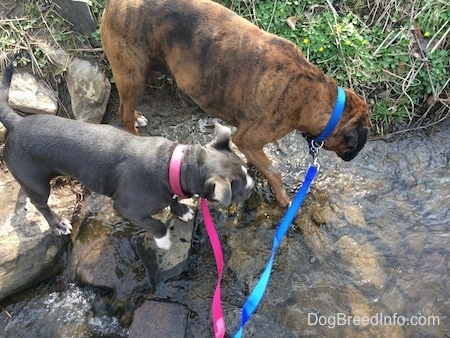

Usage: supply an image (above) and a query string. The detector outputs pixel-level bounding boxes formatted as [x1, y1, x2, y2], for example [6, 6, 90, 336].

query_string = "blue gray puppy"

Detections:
[0, 66, 254, 249]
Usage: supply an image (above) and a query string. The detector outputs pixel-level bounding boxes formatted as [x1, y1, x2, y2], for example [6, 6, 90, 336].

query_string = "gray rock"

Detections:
[53, 0, 96, 36]
[72, 193, 195, 288]
[44, 47, 111, 123]
[65, 57, 111, 123]
[68, 193, 152, 297]
[129, 300, 188, 338]
[8, 72, 58, 115]
[45, 47, 71, 67]
[0, 169, 76, 301]
[135, 199, 196, 283]
[74, 236, 152, 297]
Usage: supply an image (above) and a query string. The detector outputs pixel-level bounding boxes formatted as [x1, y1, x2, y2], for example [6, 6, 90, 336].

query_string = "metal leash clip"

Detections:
[308, 140, 323, 168]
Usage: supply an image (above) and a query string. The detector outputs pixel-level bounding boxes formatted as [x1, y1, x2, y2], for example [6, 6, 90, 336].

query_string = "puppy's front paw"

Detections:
[53, 219, 73, 236]
[154, 231, 172, 250]
[178, 207, 194, 222]
[134, 111, 148, 128]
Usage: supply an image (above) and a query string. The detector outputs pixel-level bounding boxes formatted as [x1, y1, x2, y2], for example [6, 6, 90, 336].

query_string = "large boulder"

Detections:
[52, 0, 96, 36]
[65, 58, 111, 123]
[46, 47, 111, 124]
[0, 169, 77, 301]
[70, 194, 196, 293]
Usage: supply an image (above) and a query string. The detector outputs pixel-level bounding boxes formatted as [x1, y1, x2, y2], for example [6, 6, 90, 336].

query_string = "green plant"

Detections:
[301, 11, 374, 86]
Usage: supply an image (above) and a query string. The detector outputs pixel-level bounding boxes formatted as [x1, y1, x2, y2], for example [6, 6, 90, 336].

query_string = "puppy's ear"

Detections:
[205, 176, 232, 206]
[211, 123, 231, 150]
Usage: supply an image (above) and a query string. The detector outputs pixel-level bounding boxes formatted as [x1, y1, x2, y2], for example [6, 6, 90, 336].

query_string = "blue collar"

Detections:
[313, 86, 346, 143]
[304, 86, 346, 157]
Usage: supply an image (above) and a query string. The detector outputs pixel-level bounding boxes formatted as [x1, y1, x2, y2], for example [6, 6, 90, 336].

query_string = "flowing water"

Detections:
[0, 106, 448, 337]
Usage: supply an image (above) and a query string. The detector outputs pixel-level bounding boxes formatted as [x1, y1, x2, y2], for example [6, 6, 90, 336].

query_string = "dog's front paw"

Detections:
[53, 219, 73, 236]
[154, 231, 172, 250]
[178, 207, 194, 222]
[134, 112, 148, 128]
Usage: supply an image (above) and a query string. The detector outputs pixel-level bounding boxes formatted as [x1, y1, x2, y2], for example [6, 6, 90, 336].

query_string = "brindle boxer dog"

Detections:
[101, 0, 371, 207]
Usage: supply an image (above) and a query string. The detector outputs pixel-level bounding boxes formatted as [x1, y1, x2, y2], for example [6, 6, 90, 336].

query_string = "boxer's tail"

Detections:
[0, 64, 22, 130]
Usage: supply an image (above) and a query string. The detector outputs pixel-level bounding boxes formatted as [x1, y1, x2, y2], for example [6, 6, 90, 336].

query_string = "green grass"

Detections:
[0, 0, 448, 136]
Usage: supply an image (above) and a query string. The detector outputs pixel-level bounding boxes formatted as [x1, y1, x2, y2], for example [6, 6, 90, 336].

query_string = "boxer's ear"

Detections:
[205, 176, 232, 206]
[211, 123, 231, 150]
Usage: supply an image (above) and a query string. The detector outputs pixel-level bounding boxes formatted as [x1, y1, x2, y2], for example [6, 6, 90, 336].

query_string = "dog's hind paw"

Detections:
[53, 219, 73, 236]
[134, 113, 148, 128]
[178, 207, 194, 222]
[154, 231, 172, 250]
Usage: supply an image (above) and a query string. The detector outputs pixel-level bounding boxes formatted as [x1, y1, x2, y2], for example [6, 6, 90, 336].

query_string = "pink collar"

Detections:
[169, 144, 189, 198]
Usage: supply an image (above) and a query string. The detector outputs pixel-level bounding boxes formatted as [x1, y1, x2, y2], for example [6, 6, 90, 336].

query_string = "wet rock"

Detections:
[382, 285, 405, 314]
[135, 200, 195, 283]
[337, 235, 386, 288]
[346, 284, 370, 327]
[129, 300, 188, 338]
[3, 283, 128, 337]
[74, 236, 151, 297]
[8, 72, 58, 115]
[342, 204, 366, 227]
[0, 169, 76, 301]
[71, 193, 194, 295]
[53, 0, 96, 36]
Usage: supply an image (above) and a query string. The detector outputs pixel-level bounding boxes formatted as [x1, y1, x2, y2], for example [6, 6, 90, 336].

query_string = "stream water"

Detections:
[0, 107, 448, 337]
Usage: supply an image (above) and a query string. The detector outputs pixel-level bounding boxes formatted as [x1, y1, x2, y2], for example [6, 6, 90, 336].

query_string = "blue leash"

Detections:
[233, 86, 345, 337]
[233, 163, 319, 338]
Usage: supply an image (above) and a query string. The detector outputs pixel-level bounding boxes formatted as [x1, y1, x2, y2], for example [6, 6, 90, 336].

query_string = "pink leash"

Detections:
[201, 198, 225, 338]
[169, 145, 225, 336]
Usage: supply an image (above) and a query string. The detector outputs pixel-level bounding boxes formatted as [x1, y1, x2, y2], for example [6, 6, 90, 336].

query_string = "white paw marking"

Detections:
[154, 231, 172, 250]
[55, 219, 72, 236]
[178, 207, 194, 222]
[242, 166, 254, 190]
[134, 115, 148, 128]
